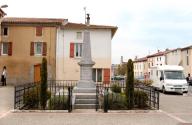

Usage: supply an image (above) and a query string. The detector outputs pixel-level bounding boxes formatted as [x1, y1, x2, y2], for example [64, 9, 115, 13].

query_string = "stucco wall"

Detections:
[181, 48, 192, 76]
[0, 26, 56, 85]
[56, 28, 112, 80]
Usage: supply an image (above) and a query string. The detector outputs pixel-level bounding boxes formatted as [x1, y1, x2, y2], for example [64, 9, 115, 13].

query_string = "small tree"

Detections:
[126, 59, 134, 109]
[40, 57, 48, 109]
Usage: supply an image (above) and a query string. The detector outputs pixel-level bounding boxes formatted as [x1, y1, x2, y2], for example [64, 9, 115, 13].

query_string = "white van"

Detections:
[150, 65, 188, 93]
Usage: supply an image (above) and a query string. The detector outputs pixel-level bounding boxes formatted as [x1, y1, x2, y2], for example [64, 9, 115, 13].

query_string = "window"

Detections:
[1, 43, 9, 55]
[157, 57, 158, 61]
[76, 32, 82, 39]
[2, 27, 8, 36]
[36, 27, 42, 36]
[0, 42, 12, 56]
[30, 42, 47, 56]
[187, 56, 189, 65]
[74, 43, 82, 57]
[160, 57, 161, 61]
[34, 42, 43, 55]
[187, 50, 188, 54]
[92, 68, 103, 82]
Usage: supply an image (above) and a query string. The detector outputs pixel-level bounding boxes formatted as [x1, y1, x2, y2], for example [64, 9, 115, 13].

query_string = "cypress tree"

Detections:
[126, 59, 134, 109]
[40, 57, 48, 109]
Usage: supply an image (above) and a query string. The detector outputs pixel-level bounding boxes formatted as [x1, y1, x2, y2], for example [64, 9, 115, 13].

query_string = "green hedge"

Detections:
[111, 84, 121, 93]
[23, 88, 51, 109]
[134, 90, 148, 108]
[48, 95, 68, 110]
[107, 90, 149, 110]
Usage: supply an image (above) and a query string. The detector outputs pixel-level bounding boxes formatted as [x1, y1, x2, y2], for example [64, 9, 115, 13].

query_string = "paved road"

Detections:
[159, 85, 192, 123]
[0, 86, 192, 125]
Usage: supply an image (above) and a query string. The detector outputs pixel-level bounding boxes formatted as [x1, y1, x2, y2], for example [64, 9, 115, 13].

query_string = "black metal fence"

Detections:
[14, 80, 77, 112]
[96, 81, 159, 112]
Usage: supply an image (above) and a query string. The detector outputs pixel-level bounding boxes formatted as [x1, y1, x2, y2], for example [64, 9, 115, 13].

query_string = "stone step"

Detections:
[74, 88, 96, 93]
[75, 94, 96, 99]
[74, 104, 96, 109]
[75, 99, 96, 104]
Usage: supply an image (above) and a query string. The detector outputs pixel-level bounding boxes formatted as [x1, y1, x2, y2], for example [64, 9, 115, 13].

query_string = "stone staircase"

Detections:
[74, 88, 96, 109]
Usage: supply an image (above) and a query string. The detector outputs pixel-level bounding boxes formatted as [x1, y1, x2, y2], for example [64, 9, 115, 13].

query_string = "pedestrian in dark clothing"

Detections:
[1, 66, 7, 86]
[186, 73, 191, 82]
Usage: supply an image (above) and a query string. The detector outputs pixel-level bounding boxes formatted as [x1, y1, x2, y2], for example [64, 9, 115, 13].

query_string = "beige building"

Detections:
[181, 45, 192, 76]
[165, 48, 182, 65]
[133, 57, 148, 79]
[0, 8, 6, 42]
[0, 17, 65, 85]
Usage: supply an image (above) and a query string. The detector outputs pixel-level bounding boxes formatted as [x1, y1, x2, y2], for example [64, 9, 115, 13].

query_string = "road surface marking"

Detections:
[0, 110, 12, 119]
[159, 110, 189, 123]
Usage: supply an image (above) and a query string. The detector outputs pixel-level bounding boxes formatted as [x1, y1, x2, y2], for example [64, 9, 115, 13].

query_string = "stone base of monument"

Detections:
[74, 81, 96, 109]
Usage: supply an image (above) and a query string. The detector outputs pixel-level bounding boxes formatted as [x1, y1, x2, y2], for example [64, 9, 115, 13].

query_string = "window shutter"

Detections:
[30, 42, 34, 56]
[42, 42, 47, 56]
[70, 42, 74, 58]
[8, 42, 12, 56]
[36, 27, 42, 36]
[104, 68, 110, 84]
[0, 43, 1, 56]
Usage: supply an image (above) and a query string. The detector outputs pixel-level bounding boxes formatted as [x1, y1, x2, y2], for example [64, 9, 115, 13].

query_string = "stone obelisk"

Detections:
[77, 14, 95, 88]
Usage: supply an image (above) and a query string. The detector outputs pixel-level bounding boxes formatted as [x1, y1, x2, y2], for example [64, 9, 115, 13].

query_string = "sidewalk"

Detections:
[0, 86, 14, 117]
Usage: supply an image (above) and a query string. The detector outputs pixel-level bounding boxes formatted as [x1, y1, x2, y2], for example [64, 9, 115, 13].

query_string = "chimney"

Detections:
[157, 50, 160, 53]
[121, 56, 123, 64]
[135, 56, 138, 60]
[86, 13, 90, 26]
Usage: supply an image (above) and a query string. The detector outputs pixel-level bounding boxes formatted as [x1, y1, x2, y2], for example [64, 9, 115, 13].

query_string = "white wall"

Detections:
[56, 28, 112, 80]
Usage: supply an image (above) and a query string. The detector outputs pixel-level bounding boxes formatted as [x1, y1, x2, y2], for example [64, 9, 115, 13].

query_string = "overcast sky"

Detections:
[1, 0, 192, 64]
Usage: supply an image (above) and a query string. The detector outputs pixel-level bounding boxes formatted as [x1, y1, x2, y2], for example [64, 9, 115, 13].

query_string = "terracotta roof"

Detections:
[147, 51, 165, 58]
[181, 45, 192, 50]
[0, 8, 6, 17]
[2, 17, 66, 25]
[62, 22, 118, 38]
[134, 57, 147, 63]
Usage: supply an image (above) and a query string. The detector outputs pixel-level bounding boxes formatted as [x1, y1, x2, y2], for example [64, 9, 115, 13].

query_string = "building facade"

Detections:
[56, 22, 117, 82]
[133, 57, 147, 79]
[181, 45, 192, 76]
[0, 17, 65, 85]
[165, 48, 182, 65]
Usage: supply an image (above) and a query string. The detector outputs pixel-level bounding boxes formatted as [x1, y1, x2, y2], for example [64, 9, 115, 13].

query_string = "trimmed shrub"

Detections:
[48, 95, 68, 110]
[23, 88, 39, 109]
[108, 93, 127, 110]
[126, 59, 134, 109]
[24, 88, 51, 109]
[134, 90, 148, 108]
[40, 58, 48, 109]
[111, 84, 121, 93]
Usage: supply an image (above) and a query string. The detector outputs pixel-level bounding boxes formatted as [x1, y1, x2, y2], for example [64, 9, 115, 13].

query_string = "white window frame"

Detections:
[74, 43, 83, 58]
[1, 42, 9, 55]
[34, 42, 43, 56]
[76, 32, 82, 40]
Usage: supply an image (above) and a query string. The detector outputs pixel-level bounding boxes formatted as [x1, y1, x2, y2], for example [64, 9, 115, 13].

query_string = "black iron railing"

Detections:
[14, 80, 77, 112]
[96, 81, 159, 112]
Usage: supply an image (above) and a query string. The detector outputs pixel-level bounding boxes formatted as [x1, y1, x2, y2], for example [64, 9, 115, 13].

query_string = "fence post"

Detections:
[14, 86, 16, 109]
[157, 91, 160, 110]
[96, 86, 98, 111]
[149, 87, 152, 108]
[68, 87, 72, 112]
[104, 87, 108, 113]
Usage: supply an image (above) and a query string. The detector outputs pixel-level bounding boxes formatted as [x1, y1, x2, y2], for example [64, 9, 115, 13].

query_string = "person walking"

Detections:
[186, 73, 190, 81]
[1, 66, 7, 86]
